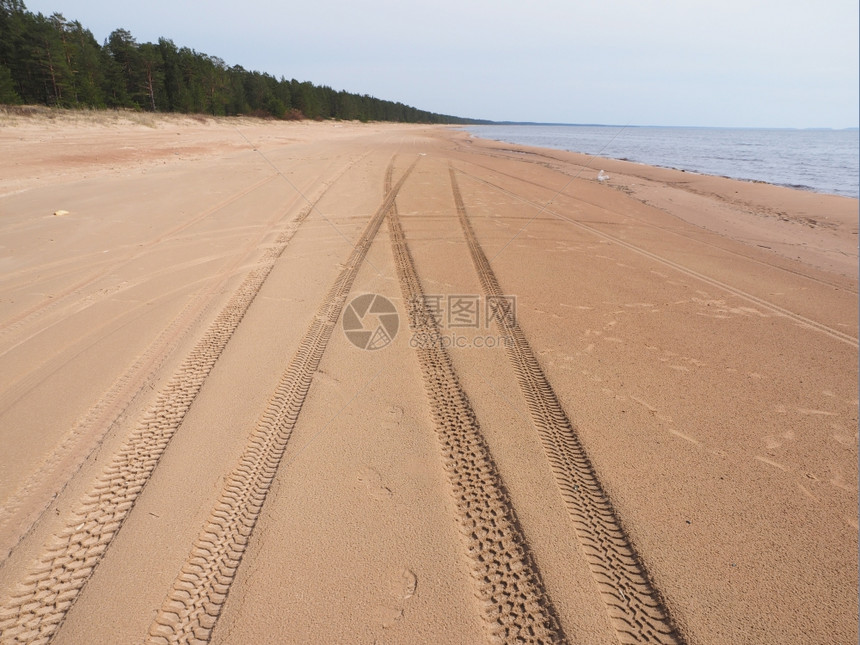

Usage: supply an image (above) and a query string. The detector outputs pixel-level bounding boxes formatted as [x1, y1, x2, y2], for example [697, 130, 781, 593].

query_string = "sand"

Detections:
[0, 110, 856, 644]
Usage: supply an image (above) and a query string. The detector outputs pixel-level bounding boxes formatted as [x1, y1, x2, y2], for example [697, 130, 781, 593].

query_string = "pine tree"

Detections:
[0, 63, 20, 102]
[0, 0, 484, 123]
[68, 19, 105, 106]
[138, 42, 164, 110]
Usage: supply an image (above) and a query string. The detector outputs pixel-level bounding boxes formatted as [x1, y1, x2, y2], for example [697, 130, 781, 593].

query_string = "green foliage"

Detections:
[0, 0, 487, 123]
[0, 63, 20, 102]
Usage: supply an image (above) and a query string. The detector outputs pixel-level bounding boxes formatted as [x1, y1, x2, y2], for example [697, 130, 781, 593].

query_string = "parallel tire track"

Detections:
[453, 166, 857, 349]
[0, 161, 355, 565]
[145, 157, 417, 644]
[0, 168, 346, 645]
[388, 164, 565, 643]
[450, 165, 683, 645]
[0, 290, 208, 564]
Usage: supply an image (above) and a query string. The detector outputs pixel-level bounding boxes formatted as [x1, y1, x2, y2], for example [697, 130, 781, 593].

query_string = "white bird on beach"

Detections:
[597, 170, 609, 183]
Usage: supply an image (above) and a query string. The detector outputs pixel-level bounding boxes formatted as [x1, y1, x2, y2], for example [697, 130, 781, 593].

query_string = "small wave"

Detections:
[778, 182, 816, 192]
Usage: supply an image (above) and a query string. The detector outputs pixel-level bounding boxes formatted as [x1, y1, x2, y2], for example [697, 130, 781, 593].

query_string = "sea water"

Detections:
[463, 125, 859, 198]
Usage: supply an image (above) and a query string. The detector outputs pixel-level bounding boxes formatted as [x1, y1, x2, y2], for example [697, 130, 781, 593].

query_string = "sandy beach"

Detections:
[0, 111, 856, 644]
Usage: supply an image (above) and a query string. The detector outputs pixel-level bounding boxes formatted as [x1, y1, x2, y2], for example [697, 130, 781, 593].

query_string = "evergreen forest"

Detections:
[0, 0, 485, 123]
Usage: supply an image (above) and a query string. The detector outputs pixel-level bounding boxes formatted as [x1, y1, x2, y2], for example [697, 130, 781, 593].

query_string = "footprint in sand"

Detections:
[391, 568, 417, 600]
[373, 568, 418, 628]
[358, 467, 393, 501]
[382, 405, 404, 432]
[387, 405, 404, 423]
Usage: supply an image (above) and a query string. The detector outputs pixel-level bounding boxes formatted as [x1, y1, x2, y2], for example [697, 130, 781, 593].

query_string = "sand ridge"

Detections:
[0, 114, 856, 644]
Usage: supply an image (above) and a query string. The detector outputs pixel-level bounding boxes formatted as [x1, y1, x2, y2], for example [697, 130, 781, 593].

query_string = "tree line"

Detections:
[0, 0, 485, 123]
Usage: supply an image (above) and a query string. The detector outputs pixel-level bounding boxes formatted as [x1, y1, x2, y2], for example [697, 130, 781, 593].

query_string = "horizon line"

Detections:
[464, 121, 860, 130]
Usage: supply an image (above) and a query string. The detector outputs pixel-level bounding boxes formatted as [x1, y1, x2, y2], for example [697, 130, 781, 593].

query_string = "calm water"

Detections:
[463, 125, 859, 198]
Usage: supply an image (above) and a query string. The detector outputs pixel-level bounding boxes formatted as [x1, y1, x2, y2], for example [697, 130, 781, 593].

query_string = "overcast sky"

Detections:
[21, 0, 860, 127]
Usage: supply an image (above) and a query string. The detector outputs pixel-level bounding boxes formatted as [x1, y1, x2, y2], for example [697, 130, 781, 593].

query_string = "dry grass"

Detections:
[0, 105, 297, 130]
[0, 105, 220, 129]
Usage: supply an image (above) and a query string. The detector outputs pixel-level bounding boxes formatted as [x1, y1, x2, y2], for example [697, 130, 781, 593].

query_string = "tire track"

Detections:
[0, 159, 362, 565]
[386, 164, 565, 643]
[449, 165, 684, 645]
[0, 288, 208, 564]
[145, 156, 417, 645]
[452, 165, 857, 349]
[0, 165, 351, 645]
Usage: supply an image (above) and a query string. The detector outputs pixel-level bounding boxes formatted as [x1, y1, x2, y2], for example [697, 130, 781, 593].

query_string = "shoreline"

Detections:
[460, 123, 860, 199]
[453, 127, 858, 280]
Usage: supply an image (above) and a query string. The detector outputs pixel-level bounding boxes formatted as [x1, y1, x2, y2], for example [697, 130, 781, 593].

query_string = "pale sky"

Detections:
[21, 0, 860, 127]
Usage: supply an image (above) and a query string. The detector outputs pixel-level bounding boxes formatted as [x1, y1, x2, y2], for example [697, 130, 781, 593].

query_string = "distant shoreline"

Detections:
[460, 124, 860, 198]
[472, 122, 860, 130]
